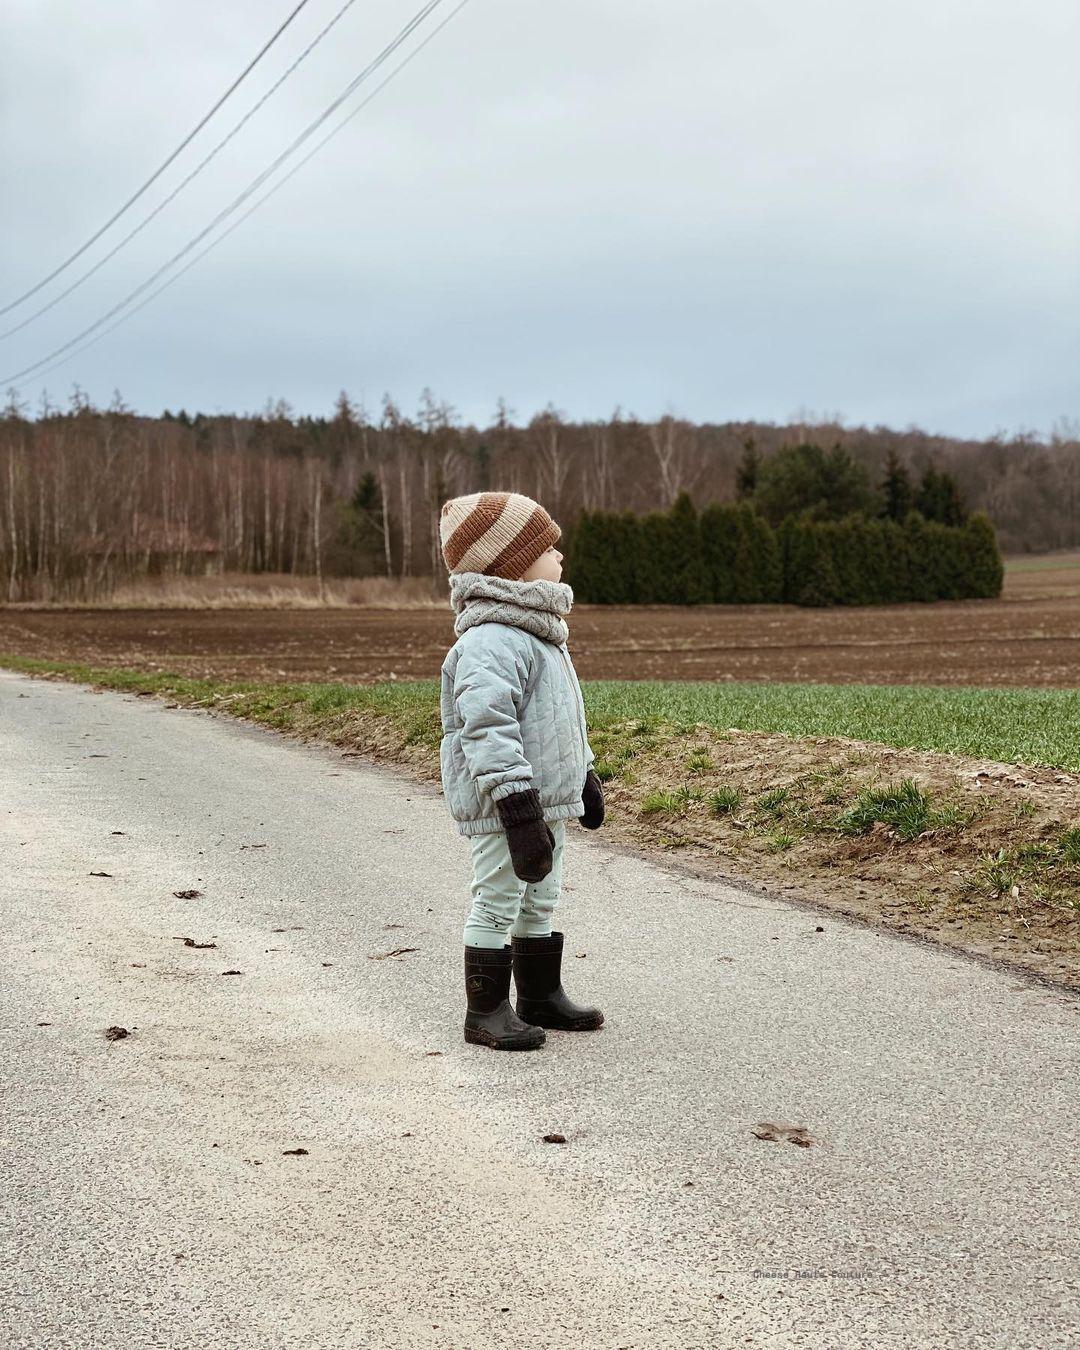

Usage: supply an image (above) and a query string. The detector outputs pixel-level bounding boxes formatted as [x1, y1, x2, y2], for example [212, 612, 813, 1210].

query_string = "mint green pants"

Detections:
[463, 820, 566, 949]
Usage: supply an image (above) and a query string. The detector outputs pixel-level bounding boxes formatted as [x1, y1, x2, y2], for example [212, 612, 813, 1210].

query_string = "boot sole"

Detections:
[464, 1025, 545, 1051]
[516, 1009, 604, 1031]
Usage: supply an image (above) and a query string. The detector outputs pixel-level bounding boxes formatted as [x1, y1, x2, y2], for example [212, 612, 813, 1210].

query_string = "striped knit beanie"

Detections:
[439, 491, 561, 580]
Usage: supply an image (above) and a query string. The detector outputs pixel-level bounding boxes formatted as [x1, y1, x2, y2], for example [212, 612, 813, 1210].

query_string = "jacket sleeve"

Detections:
[452, 633, 535, 802]
[566, 647, 595, 775]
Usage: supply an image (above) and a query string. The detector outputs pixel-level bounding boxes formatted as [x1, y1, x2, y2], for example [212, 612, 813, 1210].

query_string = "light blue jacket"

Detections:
[439, 622, 595, 836]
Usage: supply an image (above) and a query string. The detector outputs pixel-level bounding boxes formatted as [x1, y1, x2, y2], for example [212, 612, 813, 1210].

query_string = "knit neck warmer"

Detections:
[449, 571, 573, 645]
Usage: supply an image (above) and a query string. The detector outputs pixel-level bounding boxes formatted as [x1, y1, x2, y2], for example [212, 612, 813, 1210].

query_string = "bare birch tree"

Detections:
[647, 414, 705, 508]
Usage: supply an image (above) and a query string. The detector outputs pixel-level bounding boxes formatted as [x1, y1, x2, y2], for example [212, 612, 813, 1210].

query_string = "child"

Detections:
[438, 491, 606, 1051]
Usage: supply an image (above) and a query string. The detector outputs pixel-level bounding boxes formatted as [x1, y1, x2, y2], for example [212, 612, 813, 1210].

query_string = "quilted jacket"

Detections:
[439, 615, 596, 838]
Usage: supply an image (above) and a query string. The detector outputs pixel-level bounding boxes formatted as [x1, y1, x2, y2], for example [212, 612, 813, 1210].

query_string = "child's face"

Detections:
[519, 545, 563, 583]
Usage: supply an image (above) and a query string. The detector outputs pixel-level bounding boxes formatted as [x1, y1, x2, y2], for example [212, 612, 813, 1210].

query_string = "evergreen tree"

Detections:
[351, 472, 378, 515]
[916, 465, 941, 521]
[729, 507, 757, 603]
[615, 511, 641, 603]
[902, 512, 942, 602]
[755, 442, 875, 525]
[634, 512, 669, 603]
[797, 524, 841, 607]
[567, 509, 616, 602]
[881, 518, 912, 602]
[667, 492, 710, 604]
[631, 503, 704, 604]
[735, 437, 759, 499]
[334, 471, 384, 573]
[563, 510, 593, 600]
[567, 509, 641, 603]
[700, 503, 739, 602]
[938, 470, 968, 527]
[828, 517, 863, 604]
[862, 516, 894, 602]
[962, 513, 1004, 597]
[880, 450, 914, 521]
[780, 515, 840, 606]
[727, 504, 779, 602]
[747, 508, 783, 601]
[777, 517, 796, 602]
[916, 463, 968, 526]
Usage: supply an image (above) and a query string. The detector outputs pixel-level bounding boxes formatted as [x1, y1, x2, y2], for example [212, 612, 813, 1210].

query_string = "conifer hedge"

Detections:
[565, 493, 1003, 606]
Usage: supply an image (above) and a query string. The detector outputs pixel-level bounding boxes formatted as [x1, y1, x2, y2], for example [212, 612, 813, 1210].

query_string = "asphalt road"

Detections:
[2, 669, 1078, 1350]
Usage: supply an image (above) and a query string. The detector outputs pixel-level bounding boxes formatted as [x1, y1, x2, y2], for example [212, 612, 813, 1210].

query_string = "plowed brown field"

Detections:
[1, 555, 1077, 687]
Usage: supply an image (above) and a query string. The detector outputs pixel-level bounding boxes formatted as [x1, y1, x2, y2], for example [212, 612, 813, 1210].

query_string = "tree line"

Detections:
[0, 385, 1067, 602]
[567, 474, 1003, 607]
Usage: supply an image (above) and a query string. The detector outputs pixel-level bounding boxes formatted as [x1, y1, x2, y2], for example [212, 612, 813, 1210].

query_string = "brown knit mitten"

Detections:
[495, 788, 555, 883]
[579, 769, 605, 829]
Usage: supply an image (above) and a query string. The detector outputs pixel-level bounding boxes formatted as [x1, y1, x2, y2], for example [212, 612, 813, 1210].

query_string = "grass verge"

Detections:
[3, 655, 1079, 992]
[5, 658, 1080, 768]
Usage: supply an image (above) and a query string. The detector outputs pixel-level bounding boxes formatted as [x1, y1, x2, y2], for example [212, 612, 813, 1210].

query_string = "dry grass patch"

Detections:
[589, 720, 1080, 988]
[6, 572, 445, 610]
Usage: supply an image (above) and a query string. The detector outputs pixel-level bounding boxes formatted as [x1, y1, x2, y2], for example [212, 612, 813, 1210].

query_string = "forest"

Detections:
[0, 386, 1074, 601]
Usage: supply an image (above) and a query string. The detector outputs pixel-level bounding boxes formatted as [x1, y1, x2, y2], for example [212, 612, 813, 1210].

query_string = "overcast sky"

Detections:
[2, 0, 1077, 436]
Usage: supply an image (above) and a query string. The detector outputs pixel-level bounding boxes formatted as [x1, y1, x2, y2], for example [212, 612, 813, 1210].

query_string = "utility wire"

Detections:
[1, 0, 361, 342]
[3, 0, 449, 386]
[0, 0, 315, 319]
[24, 0, 473, 388]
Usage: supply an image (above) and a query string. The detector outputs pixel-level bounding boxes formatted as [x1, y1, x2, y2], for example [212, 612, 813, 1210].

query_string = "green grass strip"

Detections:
[580, 680, 1080, 770]
[3, 655, 1079, 771]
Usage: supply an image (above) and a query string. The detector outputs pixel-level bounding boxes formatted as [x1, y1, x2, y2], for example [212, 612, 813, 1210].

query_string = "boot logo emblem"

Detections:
[467, 976, 486, 992]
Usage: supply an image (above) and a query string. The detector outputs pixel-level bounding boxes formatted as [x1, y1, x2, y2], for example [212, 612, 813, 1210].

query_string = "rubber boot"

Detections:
[511, 931, 604, 1030]
[464, 945, 545, 1050]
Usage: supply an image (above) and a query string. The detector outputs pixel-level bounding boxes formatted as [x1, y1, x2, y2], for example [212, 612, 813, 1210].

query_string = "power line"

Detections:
[1, 0, 361, 343]
[3, 0, 451, 387]
[0, 0, 315, 319]
[24, 0, 473, 389]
